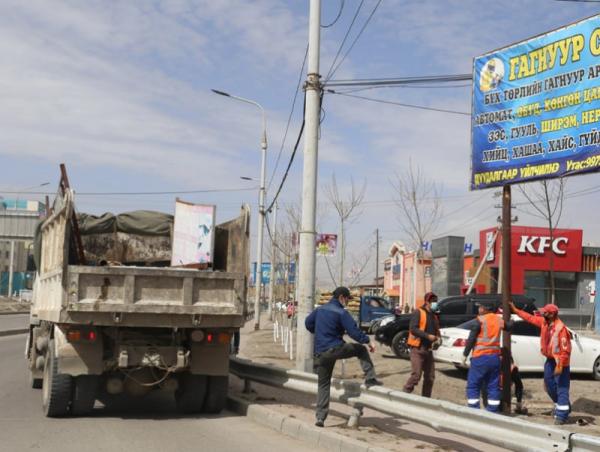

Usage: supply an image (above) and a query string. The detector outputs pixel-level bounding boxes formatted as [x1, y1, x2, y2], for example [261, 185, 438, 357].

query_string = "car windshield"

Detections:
[456, 319, 476, 330]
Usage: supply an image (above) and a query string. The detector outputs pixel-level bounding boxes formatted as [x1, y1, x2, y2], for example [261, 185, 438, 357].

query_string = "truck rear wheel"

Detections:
[42, 340, 73, 417]
[71, 375, 99, 416]
[203, 375, 228, 414]
[175, 373, 207, 414]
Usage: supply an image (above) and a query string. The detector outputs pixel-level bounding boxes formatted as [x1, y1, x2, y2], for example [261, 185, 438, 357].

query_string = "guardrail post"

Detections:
[347, 404, 363, 429]
[243, 378, 252, 394]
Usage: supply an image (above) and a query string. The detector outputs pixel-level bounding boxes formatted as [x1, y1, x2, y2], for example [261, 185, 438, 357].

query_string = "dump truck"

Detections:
[26, 170, 250, 417]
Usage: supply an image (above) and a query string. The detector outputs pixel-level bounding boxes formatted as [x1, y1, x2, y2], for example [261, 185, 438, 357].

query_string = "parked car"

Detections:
[349, 296, 395, 333]
[434, 315, 600, 380]
[374, 294, 536, 358]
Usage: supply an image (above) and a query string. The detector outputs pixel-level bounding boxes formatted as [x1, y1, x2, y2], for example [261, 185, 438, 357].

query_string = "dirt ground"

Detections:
[239, 318, 600, 439]
[0, 297, 30, 313]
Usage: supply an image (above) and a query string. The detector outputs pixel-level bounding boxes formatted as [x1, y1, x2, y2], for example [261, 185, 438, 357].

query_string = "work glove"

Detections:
[554, 364, 563, 376]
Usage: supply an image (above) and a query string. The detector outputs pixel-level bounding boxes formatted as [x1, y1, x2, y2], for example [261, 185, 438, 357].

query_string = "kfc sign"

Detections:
[517, 236, 569, 255]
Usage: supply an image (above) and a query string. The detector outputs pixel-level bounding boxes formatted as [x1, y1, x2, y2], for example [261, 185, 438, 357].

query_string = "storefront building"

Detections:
[477, 225, 599, 326]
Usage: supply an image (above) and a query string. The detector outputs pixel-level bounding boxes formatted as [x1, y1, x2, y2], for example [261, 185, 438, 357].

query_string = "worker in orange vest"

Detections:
[403, 292, 441, 397]
[462, 300, 506, 412]
[510, 301, 572, 424]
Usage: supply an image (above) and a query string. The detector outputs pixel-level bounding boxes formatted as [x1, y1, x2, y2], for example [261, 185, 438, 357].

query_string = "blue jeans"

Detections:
[467, 354, 501, 412]
[544, 358, 570, 421]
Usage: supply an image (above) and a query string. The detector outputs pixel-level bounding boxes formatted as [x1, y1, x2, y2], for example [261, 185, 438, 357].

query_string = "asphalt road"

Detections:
[0, 314, 29, 331]
[0, 334, 312, 452]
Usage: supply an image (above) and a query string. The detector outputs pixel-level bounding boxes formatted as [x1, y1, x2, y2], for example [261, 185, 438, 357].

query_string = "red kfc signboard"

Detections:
[479, 226, 582, 293]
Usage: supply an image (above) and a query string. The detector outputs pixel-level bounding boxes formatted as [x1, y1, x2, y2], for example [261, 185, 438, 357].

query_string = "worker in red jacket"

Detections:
[509, 302, 572, 424]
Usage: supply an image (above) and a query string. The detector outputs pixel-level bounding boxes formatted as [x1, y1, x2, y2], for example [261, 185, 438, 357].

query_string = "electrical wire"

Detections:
[328, 90, 470, 116]
[0, 187, 258, 196]
[325, 0, 365, 81]
[267, 44, 308, 192]
[325, 74, 472, 87]
[321, 0, 345, 27]
[327, 0, 383, 81]
[265, 93, 308, 214]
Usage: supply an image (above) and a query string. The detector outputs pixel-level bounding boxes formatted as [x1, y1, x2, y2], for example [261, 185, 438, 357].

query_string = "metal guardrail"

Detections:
[230, 357, 600, 452]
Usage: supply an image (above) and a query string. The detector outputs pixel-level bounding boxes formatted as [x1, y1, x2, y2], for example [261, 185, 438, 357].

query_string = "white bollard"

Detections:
[273, 319, 278, 341]
[341, 359, 346, 378]
[289, 329, 294, 360]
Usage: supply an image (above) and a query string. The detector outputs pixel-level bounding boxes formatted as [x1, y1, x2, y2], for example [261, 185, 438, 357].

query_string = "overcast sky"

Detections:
[1, 1, 599, 287]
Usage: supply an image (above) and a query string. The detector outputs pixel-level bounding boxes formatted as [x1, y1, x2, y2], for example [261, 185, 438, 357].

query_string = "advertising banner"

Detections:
[316, 233, 337, 256]
[472, 15, 600, 189]
[171, 199, 215, 266]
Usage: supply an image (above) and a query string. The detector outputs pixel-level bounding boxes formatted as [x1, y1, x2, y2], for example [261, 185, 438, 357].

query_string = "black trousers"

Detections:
[314, 343, 376, 421]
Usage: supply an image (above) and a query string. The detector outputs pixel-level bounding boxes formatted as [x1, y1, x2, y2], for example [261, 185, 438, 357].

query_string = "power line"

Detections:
[321, 0, 345, 27]
[325, 73, 472, 87]
[267, 44, 308, 192]
[0, 187, 258, 196]
[334, 83, 472, 94]
[327, 0, 383, 81]
[325, 0, 365, 81]
[265, 93, 308, 214]
[328, 90, 470, 116]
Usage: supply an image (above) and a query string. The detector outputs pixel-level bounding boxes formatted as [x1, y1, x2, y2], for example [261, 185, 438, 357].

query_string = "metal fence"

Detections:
[230, 357, 600, 452]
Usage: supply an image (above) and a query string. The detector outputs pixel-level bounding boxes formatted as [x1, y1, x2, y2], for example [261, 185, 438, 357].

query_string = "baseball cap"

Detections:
[333, 286, 353, 299]
[538, 304, 559, 315]
[424, 292, 437, 303]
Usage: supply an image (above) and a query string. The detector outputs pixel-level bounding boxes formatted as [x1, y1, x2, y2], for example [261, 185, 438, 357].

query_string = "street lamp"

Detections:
[213, 89, 267, 330]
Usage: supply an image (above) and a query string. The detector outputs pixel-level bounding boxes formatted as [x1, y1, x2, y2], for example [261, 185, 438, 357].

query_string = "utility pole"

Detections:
[296, 0, 321, 373]
[375, 229, 380, 293]
[340, 219, 345, 286]
[501, 184, 512, 413]
[268, 202, 278, 321]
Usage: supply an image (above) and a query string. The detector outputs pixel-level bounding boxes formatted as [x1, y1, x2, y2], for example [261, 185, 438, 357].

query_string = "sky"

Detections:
[1, 0, 600, 288]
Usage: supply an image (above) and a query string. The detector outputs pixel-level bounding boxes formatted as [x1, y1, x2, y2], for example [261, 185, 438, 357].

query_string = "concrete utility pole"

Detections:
[268, 201, 278, 321]
[296, 0, 322, 373]
[211, 89, 267, 330]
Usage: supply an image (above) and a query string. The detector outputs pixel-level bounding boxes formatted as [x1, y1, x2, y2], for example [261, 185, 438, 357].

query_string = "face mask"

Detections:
[430, 302, 439, 312]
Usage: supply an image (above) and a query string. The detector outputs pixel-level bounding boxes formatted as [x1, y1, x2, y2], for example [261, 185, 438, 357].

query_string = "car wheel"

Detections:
[593, 356, 600, 381]
[391, 331, 410, 359]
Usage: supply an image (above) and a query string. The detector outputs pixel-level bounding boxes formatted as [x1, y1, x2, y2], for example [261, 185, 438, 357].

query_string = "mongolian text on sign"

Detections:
[471, 14, 600, 189]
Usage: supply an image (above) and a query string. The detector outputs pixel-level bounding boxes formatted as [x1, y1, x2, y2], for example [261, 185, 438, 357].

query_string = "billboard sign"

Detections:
[171, 200, 215, 266]
[316, 233, 337, 256]
[472, 15, 600, 189]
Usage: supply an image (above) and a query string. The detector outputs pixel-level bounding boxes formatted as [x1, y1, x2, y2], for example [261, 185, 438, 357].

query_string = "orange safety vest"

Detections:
[472, 313, 503, 358]
[407, 308, 439, 348]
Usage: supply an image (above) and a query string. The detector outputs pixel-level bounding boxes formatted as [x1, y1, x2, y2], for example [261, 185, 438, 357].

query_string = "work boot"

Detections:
[515, 402, 528, 415]
[554, 418, 567, 426]
[315, 419, 324, 428]
[365, 378, 383, 388]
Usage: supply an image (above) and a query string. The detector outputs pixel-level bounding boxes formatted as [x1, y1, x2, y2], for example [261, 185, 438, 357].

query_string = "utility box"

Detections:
[432, 236, 465, 298]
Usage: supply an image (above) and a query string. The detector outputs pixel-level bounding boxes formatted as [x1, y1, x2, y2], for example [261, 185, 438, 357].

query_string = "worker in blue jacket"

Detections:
[305, 286, 382, 427]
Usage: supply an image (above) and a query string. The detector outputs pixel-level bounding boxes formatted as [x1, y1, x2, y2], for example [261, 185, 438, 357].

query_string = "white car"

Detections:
[434, 314, 600, 380]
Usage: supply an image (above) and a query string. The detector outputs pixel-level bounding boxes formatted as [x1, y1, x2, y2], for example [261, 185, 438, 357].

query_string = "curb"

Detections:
[0, 311, 29, 316]
[227, 395, 390, 452]
[0, 328, 28, 337]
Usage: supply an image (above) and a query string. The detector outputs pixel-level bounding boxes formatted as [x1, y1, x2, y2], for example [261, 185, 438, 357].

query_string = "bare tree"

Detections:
[517, 178, 566, 304]
[325, 174, 367, 286]
[391, 160, 443, 257]
[391, 160, 442, 307]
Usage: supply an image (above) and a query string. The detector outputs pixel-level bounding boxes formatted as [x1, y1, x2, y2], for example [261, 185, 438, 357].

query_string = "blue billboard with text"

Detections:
[471, 14, 600, 189]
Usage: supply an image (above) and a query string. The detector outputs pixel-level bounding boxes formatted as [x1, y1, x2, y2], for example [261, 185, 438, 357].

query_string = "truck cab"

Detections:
[357, 295, 394, 332]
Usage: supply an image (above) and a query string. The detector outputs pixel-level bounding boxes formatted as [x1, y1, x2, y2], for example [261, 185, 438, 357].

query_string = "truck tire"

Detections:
[203, 375, 228, 414]
[71, 375, 99, 416]
[42, 340, 73, 417]
[391, 331, 410, 359]
[175, 373, 207, 414]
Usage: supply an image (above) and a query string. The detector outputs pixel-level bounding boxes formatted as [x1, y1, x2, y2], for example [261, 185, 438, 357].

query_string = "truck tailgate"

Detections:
[67, 265, 244, 316]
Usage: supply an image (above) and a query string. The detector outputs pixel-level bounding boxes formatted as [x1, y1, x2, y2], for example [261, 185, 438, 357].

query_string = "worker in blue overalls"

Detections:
[462, 300, 508, 412]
